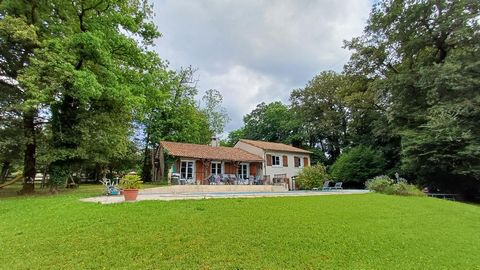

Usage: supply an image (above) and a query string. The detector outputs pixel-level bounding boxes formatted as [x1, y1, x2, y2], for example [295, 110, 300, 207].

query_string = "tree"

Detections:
[0, 1, 53, 193]
[17, 0, 168, 192]
[141, 68, 211, 182]
[201, 89, 230, 136]
[330, 146, 386, 186]
[221, 128, 246, 147]
[290, 71, 349, 161]
[345, 0, 480, 195]
[242, 102, 293, 143]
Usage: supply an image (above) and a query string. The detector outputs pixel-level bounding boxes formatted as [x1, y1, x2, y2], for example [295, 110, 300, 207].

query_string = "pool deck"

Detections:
[80, 188, 370, 204]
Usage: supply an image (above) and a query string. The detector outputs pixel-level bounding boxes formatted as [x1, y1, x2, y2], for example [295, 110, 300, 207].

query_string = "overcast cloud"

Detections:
[152, 0, 372, 134]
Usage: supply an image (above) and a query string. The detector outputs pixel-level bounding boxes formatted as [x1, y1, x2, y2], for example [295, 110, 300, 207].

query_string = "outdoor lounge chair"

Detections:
[321, 181, 332, 191]
[331, 182, 343, 190]
[312, 180, 330, 191]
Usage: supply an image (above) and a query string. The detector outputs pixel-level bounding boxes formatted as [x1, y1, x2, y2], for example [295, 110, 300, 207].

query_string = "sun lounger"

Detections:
[331, 182, 343, 190]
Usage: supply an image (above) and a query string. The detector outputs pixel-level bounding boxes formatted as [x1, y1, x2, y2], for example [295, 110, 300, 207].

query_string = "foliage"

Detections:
[221, 128, 245, 147]
[0, 0, 174, 191]
[242, 102, 293, 143]
[142, 68, 212, 147]
[366, 175, 425, 196]
[345, 0, 480, 195]
[330, 146, 385, 183]
[1, 192, 480, 269]
[48, 165, 71, 189]
[119, 174, 142, 190]
[295, 164, 329, 190]
[365, 175, 393, 192]
[290, 71, 349, 160]
[201, 89, 230, 135]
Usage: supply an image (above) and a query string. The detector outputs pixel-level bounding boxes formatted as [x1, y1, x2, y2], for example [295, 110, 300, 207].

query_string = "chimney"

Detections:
[210, 136, 219, 147]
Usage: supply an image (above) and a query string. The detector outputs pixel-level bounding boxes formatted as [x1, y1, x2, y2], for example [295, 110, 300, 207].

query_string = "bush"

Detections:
[119, 174, 142, 189]
[366, 175, 393, 192]
[366, 175, 424, 196]
[295, 164, 329, 190]
[330, 146, 385, 184]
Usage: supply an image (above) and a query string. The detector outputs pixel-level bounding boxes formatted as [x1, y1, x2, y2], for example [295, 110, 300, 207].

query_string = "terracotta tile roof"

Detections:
[160, 141, 263, 162]
[238, 139, 312, 154]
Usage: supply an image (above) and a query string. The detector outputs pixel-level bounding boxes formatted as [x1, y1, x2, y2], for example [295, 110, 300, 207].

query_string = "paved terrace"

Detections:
[80, 185, 370, 204]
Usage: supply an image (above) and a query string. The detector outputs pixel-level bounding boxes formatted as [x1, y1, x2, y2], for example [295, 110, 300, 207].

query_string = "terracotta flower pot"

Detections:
[123, 189, 139, 201]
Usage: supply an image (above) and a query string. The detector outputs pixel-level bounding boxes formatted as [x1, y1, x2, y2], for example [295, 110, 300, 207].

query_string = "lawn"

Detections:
[0, 186, 479, 269]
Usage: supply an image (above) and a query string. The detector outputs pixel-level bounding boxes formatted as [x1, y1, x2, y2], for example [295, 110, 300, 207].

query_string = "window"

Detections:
[211, 162, 222, 175]
[237, 163, 249, 180]
[272, 155, 281, 166]
[180, 160, 194, 180]
[294, 157, 303, 168]
[294, 157, 300, 167]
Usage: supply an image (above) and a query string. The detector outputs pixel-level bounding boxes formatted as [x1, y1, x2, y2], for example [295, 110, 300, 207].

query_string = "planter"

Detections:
[123, 189, 139, 201]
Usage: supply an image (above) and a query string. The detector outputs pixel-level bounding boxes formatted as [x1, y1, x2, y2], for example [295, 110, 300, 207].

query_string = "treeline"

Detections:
[224, 0, 480, 198]
[0, 1, 227, 193]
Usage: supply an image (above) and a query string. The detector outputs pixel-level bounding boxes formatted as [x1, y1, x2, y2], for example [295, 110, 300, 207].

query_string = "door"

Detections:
[180, 160, 195, 182]
[237, 163, 249, 180]
[211, 162, 222, 175]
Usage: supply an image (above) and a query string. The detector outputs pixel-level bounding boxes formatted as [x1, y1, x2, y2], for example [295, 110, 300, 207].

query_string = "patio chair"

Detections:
[227, 174, 237, 185]
[321, 181, 332, 191]
[312, 180, 330, 191]
[207, 175, 216, 185]
[185, 178, 195, 185]
[238, 177, 248, 185]
[331, 182, 343, 190]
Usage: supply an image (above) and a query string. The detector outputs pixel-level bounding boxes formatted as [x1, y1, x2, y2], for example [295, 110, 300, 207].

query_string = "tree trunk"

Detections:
[141, 132, 152, 182]
[0, 161, 10, 183]
[20, 109, 36, 194]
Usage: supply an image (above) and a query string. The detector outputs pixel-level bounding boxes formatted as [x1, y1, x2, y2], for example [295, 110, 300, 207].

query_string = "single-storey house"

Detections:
[155, 139, 311, 187]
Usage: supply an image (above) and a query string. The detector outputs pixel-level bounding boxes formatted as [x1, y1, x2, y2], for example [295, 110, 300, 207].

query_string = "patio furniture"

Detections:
[171, 173, 180, 185]
[426, 193, 457, 201]
[238, 177, 248, 185]
[320, 181, 331, 191]
[227, 174, 237, 185]
[185, 178, 195, 185]
[273, 174, 287, 185]
[99, 178, 120, 195]
[331, 182, 343, 190]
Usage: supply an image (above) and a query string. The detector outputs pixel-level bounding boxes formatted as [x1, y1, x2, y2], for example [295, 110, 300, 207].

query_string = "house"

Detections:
[157, 140, 263, 185]
[155, 139, 311, 187]
[234, 139, 311, 182]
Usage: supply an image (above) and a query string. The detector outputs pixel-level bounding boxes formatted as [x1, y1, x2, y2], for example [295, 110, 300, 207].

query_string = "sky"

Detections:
[151, 0, 372, 135]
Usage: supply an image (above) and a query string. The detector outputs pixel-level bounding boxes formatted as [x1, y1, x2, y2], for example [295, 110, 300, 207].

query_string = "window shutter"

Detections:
[266, 154, 272, 166]
[303, 157, 309, 167]
[283, 155, 288, 167]
[294, 157, 299, 167]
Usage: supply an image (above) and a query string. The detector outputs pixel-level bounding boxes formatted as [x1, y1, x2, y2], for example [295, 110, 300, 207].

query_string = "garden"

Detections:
[1, 185, 479, 269]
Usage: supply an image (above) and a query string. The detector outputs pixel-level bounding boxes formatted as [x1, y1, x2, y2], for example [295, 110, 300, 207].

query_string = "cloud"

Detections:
[152, 0, 371, 134]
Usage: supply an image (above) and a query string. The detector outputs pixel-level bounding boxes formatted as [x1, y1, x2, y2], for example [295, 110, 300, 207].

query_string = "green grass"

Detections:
[0, 187, 479, 269]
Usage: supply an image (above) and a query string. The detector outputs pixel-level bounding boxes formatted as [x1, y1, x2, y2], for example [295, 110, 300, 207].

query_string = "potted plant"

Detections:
[119, 174, 142, 201]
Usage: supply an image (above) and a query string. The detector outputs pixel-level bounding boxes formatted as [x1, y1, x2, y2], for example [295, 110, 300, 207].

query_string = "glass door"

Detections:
[237, 163, 249, 180]
[180, 160, 194, 181]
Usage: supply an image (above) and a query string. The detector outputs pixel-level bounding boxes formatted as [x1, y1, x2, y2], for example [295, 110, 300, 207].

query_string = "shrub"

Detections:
[330, 146, 386, 184]
[366, 175, 424, 196]
[119, 174, 142, 189]
[366, 175, 393, 192]
[295, 164, 329, 190]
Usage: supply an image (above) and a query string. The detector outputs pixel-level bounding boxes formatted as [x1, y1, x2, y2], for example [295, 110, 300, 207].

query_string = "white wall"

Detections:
[234, 141, 311, 181]
[264, 151, 310, 180]
[234, 141, 264, 157]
